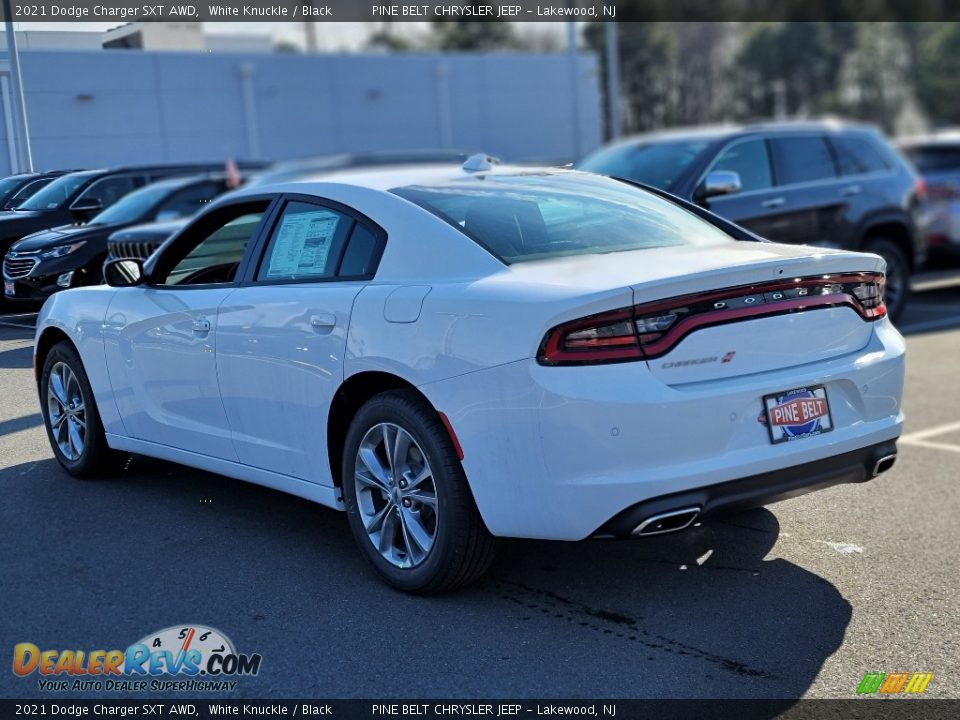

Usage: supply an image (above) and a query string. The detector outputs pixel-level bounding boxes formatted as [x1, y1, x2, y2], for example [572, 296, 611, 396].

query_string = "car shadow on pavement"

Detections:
[0, 455, 850, 705]
[485, 510, 852, 703]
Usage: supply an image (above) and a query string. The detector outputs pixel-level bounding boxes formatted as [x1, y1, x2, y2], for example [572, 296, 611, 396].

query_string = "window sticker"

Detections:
[266, 210, 341, 278]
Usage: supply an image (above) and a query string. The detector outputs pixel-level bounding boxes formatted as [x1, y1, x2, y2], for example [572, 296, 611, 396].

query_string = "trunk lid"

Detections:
[627, 244, 883, 385]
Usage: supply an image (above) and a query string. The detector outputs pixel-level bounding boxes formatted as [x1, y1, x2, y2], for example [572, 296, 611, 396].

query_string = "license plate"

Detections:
[3, 280, 13, 297]
[763, 385, 833, 444]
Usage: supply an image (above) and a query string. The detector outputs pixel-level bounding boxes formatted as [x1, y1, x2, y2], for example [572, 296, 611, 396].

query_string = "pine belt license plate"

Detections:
[4, 280, 13, 297]
[763, 385, 833, 444]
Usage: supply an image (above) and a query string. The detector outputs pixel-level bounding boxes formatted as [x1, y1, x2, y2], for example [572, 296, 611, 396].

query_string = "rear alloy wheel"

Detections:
[342, 390, 495, 593]
[864, 238, 910, 323]
[40, 342, 123, 477]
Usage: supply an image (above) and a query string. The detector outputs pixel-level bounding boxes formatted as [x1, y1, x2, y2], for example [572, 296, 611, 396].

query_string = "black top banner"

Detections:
[5, 0, 960, 23]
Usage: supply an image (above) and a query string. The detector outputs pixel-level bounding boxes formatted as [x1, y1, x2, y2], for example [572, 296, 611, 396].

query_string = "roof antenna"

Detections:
[462, 153, 500, 172]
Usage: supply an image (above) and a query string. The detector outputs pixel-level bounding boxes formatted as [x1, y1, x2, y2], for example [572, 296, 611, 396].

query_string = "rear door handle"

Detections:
[310, 313, 337, 330]
[192, 318, 211, 334]
[841, 184, 862, 196]
[761, 197, 786, 208]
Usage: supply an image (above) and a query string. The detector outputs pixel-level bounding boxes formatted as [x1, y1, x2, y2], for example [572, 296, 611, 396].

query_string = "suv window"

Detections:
[711, 139, 773, 192]
[156, 203, 269, 286]
[75, 175, 140, 209]
[832, 136, 891, 175]
[770, 136, 838, 185]
[257, 201, 352, 282]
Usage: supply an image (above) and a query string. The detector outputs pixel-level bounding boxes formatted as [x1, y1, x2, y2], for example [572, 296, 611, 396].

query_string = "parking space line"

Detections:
[900, 419, 960, 443]
[898, 317, 960, 333]
[900, 438, 960, 454]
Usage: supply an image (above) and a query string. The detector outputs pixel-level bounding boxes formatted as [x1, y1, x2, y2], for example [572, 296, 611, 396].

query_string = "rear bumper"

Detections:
[419, 317, 905, 541]
[594, 439, 897, 537]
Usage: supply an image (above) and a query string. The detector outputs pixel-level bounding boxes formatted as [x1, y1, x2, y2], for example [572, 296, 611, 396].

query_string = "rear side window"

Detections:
[710, 139, 773, 192]
[338, 224, 381, 277]
[832, 136, 891, 175]
[257, 201, 352, 282]
[393, 172, 734, 264]
[770, 137, 838, 185]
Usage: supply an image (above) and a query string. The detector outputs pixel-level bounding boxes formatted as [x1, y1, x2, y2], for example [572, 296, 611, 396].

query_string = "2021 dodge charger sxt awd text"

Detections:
[33, 160, 904, 593]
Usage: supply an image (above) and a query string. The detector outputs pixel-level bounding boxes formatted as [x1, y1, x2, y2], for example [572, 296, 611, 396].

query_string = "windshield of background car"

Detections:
[902, 145, 960, 173]
[578, 139, 712, 190]
[393, 172, 735, 264]
[18, 173, 94, 211]
[0, 176, 26, 201]
[90, 181, 177, 225]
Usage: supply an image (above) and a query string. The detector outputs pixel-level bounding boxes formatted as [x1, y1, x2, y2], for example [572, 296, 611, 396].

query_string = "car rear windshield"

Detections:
[578, 139, 712, 191]
[902, 145, 960, 173]
[392, 172, 734, 264]
[18, 172, 95, 211]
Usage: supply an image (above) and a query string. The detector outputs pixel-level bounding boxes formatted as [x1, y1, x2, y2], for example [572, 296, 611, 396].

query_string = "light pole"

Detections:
[605, 22, 622, 140]
[2, 0, 33, 171]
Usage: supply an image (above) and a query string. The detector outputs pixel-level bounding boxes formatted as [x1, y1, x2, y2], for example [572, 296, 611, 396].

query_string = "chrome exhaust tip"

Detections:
[871, 453, 897, 477]
[632, 507, 701, 537]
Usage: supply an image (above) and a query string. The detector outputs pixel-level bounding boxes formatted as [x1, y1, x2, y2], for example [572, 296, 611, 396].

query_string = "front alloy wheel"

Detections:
[355, 423, 439, 568]
[47, 361, 87, 461]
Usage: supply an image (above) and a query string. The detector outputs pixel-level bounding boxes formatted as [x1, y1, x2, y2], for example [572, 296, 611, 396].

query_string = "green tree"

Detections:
[917, 22, 960, 126]
[430, 12, 519, 51]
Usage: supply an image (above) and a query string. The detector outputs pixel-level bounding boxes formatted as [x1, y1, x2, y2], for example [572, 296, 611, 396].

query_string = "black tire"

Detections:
[40, 341, 124, 478]
[341, 390, 495, 594]
[864, 238, 910, 323]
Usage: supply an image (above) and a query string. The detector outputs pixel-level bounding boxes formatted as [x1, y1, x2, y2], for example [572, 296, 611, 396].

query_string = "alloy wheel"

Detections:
[354, 422, 438, 569]
[47, 361, 86, 461]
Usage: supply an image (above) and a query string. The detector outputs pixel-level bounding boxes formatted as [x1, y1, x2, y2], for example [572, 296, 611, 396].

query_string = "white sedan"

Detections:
[34, 159, 904, 593]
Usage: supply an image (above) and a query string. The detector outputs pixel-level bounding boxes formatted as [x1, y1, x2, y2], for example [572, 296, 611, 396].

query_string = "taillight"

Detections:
[537, 273, 886, 366]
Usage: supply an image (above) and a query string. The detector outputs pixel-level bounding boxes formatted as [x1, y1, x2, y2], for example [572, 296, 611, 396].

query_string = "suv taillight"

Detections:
[537, 274, 886, 366]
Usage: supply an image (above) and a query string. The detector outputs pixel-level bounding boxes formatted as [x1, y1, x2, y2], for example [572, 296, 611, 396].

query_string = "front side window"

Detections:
[257, 202, 352, 282]
[156, 205, 268, 286]
[393, 172, 734, 264]
[770, 137, 838, 185]
[710, 139, 773, 192]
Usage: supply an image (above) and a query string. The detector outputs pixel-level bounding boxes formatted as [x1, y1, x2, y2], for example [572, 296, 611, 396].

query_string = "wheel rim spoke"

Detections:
[47, 362, 86, 461]
[356, 421, 438, 569]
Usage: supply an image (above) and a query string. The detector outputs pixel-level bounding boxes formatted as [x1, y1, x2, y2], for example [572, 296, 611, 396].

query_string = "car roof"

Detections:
[604, 119, 882, 150]
[234, 164, 577, 195]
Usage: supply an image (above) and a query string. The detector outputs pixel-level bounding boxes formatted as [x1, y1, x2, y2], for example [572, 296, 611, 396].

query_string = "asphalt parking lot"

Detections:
[1, 284, 958, 702]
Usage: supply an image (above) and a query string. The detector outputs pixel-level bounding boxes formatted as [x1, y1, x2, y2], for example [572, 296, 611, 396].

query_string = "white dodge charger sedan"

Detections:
[34, 159, 904, 593]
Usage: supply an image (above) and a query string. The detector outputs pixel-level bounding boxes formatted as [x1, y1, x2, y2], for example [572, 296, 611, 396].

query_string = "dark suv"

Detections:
[0, 170, 77, 210]
[580, 122, 924, 320]
[4, 174, 235, 303]
[0, 163, 260, 306]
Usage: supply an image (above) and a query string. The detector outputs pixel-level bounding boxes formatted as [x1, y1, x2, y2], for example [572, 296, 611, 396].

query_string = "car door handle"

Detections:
[192, 319, 211, 334]
[310, 313, 337, 330]
[761, 197, 786, 208]
[841, 184, 862, 196]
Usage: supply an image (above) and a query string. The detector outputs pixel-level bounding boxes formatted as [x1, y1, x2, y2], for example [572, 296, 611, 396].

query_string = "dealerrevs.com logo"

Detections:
[13, 625, 262, 692]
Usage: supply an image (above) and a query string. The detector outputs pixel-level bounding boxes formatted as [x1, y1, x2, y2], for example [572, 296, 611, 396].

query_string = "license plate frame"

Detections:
[763, 384, 834, 445]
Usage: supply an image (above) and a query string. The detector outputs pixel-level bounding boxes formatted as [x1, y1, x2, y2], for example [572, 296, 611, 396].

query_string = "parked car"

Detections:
[34, 160, 903, 593]
[107, 151, 472, 262]
[580, 121, 924, 321]
[0, 170, 77, 211]
[899, 134, 960, 262]
[4, 175, 237, 303]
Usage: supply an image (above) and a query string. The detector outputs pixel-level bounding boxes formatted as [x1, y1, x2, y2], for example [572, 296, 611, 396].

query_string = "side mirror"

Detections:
[68, 197, 103, 222]
[698, 170, 743, 201]
[103, 258, 145, 287]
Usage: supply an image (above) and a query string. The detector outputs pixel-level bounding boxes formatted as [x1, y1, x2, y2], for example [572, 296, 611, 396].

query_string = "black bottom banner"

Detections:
[3, 700, 959, 720]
